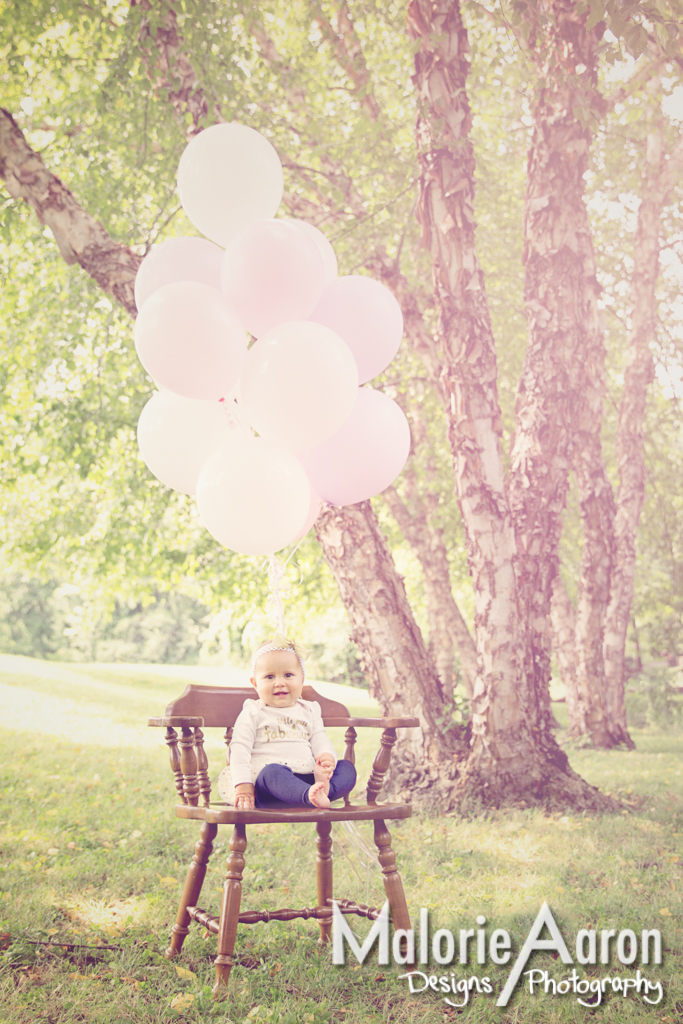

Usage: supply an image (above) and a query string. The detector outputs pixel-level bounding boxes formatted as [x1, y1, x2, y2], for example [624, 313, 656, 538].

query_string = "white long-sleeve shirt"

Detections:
[229, 697, 338, 787]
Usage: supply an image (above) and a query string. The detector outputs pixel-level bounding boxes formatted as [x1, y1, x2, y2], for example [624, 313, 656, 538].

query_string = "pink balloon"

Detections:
[300, 388, 411, 506]
[220, 220, 325, 337]
[308, 275, 403, 384]
[137, 391, 233, 495]
[196, 436, 311, 555]
[284, 219, 338, 284]
[134, 281, 247, 400]
[134, 237, 224, 311]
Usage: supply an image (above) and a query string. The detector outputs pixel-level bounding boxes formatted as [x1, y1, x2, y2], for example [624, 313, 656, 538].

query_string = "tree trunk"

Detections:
[507, 1, 619, 752]
[550, 576, 582, 737]
[315, 502, 466, 808]
[384, 483, 476, 698]
[383, 390, 476, 698]
[510, 1, 622, 751]
[603, 118, 683, 737]
[407, 0, 612, 809]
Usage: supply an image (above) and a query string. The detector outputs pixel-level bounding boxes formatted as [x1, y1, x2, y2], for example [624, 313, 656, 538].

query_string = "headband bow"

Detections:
[270, 632, 310, 662]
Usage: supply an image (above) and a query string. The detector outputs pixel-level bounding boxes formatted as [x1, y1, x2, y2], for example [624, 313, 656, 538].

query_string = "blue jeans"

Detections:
[254, 760, 357, 809]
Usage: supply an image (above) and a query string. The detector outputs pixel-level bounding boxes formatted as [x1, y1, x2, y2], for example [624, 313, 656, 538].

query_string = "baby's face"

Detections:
[250, 649, 304, 708]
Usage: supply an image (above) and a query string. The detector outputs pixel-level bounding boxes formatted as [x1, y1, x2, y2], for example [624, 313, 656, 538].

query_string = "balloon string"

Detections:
[267, 554, 287, 635]
[263, 527, 314, 634]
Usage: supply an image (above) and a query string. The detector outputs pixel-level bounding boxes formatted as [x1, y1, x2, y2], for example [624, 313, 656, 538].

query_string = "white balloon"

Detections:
[137, 391, 234, 495]
[177, 123, 283, 246]
[240, 321, 358, 454]
[196, 436, 311, 555]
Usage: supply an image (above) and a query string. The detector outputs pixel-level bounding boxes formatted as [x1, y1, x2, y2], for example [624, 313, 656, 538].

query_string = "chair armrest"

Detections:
[148, 716, 204, 727]
[323, 716, 419, 729]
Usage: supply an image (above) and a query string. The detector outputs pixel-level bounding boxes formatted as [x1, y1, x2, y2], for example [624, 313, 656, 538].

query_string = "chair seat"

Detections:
[174, 800, 412, 825]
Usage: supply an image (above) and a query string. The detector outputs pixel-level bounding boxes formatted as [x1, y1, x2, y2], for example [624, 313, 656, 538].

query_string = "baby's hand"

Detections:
[235, 792, 255, 810]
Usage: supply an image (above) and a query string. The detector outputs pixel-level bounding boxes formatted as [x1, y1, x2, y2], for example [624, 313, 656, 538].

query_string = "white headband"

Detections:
[251, 633, 309, 679]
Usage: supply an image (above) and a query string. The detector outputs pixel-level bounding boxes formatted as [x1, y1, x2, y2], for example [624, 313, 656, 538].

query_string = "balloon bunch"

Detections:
[134, 123, 410, 556]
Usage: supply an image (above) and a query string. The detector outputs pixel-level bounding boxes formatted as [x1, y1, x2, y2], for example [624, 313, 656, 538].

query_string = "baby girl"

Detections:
[229, 635, 357, 810]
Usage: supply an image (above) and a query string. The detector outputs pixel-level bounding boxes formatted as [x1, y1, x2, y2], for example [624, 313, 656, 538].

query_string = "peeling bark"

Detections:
[507, 1, 616, 749]
[0, 108, 140, 316]
[408, 0, 523, 786]
[603, 122, 683, 737]
[406, 0, 613, 810]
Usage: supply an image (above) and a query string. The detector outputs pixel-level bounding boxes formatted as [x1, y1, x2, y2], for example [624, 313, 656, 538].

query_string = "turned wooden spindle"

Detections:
[223, 726, 232, 766]
[166, 820, 217, 958]
[366, 727, 396, 805]
[165, 727, 186, 804]
[328, 897, 383, 921]
[343, 726, 357, 806]
[213, 824, 247, 997]
[194, 727, 211, 807]
[373, 818, 414, 964]
[343, 725, 357, 765]
[179, 726, 200, 807]
[315, 821, 334, 944]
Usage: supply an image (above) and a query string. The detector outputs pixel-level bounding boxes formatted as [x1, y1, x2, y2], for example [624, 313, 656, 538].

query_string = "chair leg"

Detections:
[373, 818, 414, 965]
[213, 823, 247, 998]
[166, 820, 218, 959]
[315, 821, 333, 945]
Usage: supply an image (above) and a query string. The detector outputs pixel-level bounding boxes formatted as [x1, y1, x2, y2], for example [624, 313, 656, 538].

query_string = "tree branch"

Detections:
[0, 108, 140, 317]
[311, 1, 381, 121]
[132, 0, 213, 137]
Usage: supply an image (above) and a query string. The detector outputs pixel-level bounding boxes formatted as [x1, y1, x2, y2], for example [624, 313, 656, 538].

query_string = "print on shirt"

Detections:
[263, 715, 310, 743]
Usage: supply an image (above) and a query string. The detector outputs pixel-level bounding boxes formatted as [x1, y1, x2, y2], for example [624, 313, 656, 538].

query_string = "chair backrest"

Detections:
[160, 683, 350, 728]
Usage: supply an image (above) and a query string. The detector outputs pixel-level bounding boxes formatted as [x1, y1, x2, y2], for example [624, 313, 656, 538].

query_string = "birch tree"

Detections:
[1, 0, 681, 809]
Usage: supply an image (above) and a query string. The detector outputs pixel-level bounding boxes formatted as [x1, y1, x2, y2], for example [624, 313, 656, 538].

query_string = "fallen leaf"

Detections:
[158, 875, 179, 887]
[174, 965, 197, 981]
[659, 907, 672, 916]
[170, 993, 195, 1010]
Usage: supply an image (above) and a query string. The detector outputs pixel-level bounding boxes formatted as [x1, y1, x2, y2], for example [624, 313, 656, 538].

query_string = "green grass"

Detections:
[0, 654, 681, 1023]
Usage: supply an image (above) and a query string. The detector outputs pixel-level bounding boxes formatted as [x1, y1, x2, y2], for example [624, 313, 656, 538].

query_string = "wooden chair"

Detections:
[149, 683, 418, 997]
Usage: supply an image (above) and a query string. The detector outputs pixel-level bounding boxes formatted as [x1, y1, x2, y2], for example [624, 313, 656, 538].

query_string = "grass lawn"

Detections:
[0, 653, 681, 1023]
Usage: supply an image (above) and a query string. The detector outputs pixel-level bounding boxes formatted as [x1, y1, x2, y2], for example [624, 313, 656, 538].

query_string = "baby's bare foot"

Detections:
[308, 781, 331, 809]
[313, 762, 332, 797]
